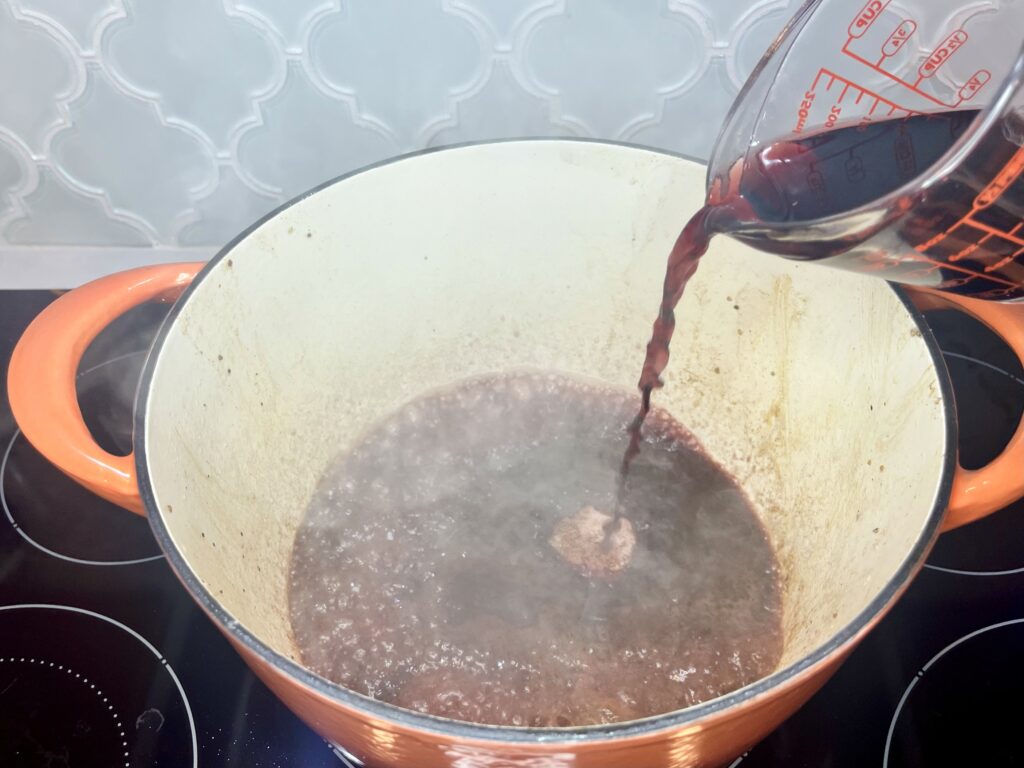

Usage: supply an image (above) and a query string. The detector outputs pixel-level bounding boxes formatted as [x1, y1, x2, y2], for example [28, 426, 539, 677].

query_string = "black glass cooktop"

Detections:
[0, 290, 1022, 768]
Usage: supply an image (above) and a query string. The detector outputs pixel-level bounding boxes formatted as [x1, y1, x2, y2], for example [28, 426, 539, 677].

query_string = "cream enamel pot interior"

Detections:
[10, 141, 1024, 768]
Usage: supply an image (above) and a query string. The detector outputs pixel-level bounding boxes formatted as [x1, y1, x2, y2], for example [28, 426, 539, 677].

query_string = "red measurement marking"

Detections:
[794, 69, 918, 134]
[822, 70, 911, 112]
[882, 19, 916, 57]
[793, 91, 817, 134]
[841, 42, 961, 109]
[950, 241, 981, 262]
[952, 222, 1024, 264]
[909, 250, 1022, 288]
[962, 218, 1024, 248]
[975, 145, 1024, 208]
[918, 29, 968, 79]
[916, 228, 953, 252]
[985, 244, 1024, 273]
[824, 105, 842, 128]
[948, 231, 993, 262]
[959, 70, 991, 101]
[924, 152, 1024, 255]
[849, 0, 891, 38]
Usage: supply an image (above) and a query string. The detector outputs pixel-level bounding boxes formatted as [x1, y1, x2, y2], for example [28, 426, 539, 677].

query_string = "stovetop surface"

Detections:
[0, 290, 1022, 768]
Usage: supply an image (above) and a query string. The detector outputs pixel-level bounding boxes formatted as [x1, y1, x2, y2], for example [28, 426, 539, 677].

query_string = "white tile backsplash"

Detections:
[0, 0, 800, 286]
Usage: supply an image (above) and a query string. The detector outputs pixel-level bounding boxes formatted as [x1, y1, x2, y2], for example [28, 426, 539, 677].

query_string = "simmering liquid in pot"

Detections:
[289, 372, 783, 727]
[289, 110, 991, 727]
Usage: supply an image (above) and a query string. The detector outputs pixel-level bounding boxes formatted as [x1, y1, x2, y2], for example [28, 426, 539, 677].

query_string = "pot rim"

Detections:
[135, 137, 955, 744]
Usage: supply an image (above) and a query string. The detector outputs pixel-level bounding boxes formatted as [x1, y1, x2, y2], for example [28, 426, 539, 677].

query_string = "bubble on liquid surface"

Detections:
[549, 506, 636, 577]
[288, 371, 783, 726]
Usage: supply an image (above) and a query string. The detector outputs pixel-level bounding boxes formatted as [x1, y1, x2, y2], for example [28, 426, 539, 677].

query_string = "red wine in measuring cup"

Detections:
[718, 107, 1024, 300]
[636, 107, 1024, 432]
[736, 109, 979, 225]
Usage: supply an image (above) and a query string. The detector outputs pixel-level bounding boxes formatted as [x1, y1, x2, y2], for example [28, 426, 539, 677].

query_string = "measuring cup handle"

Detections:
[7, 263, 203, 515]
[906, 287, 1024, 531]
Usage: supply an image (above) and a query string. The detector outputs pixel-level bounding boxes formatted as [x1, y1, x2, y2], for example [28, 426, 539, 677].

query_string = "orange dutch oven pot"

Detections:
[9, 142, 1024, 767]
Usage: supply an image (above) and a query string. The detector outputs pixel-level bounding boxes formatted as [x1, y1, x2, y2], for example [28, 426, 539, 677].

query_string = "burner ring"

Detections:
[884, 617, 1024, 767]
[0, 655, 129, 764]
[330, 741, 365, 766]
[922, 350, 1024, 576]
[1, 351, 163, 566]
[1, 428, 163, 566]
[0, 603, 197, 768]
[923, 562, 1024, 576]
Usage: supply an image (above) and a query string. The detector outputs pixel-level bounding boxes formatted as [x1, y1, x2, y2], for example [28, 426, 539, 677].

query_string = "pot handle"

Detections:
[7, 263, 204, 516]
[906, 287, 1024, 531]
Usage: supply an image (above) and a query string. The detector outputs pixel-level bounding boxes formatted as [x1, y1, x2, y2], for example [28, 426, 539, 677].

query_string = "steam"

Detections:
[77, 301, 173, 456]
[287, 371, 784, 727]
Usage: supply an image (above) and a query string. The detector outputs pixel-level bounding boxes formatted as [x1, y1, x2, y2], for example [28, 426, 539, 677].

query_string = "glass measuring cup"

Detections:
[707, 0, 1024, 301]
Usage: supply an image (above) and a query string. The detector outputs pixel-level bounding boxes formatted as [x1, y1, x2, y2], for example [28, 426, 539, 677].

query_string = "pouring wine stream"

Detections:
[552, 204, 725, 576]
